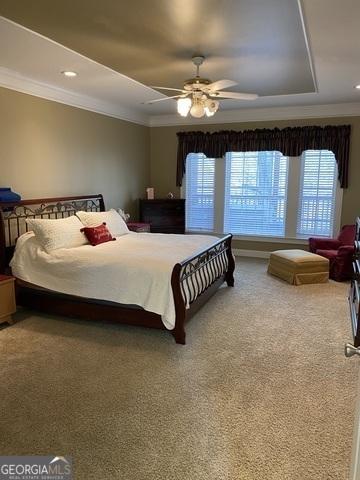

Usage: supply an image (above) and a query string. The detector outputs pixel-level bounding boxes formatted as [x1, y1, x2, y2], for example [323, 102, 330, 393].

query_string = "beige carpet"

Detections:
[0, 258, 357, 480]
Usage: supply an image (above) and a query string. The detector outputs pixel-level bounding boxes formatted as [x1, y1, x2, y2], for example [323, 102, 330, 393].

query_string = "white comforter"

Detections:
[10, 232, 218, 329]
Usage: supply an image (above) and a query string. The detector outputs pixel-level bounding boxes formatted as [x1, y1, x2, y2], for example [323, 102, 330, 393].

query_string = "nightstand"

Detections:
[0, 275, 16, 325]
[127, 222, 151, 233]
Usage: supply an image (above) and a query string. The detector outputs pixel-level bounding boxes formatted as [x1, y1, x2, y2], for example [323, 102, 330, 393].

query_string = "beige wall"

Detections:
[0, 87, 150, 218]
[150, 116, 360, 251]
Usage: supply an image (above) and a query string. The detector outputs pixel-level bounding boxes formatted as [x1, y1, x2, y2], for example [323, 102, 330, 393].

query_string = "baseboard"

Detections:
[233, 249, 270, 259]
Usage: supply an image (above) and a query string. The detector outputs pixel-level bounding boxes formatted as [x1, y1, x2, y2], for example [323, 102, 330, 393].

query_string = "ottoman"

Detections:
[268, 249, 329, 285]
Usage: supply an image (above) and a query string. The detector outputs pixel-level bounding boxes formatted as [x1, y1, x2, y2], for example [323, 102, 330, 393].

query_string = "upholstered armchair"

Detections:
[309, 225, 356, 281]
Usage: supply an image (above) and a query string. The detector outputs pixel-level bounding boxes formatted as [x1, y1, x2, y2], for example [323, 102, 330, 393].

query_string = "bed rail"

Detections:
[171, 234, 234, 344]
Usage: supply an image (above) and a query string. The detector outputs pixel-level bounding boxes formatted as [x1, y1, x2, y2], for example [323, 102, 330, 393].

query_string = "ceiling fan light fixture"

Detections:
[147, 55, 257, 120]
[190, 101, 205, 118]
[205, 98, 219, 113]
[177, 96, 220, 118]
[177, 97, 191, 116]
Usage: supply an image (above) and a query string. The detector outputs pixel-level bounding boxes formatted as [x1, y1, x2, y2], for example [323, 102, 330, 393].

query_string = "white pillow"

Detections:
[76, 209, 129, 236]
[26, 215, 88, 252]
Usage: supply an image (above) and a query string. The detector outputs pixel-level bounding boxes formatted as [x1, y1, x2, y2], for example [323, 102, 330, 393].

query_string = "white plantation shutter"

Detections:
[224, 151, 288, 236]
[297, 150, 337, 237]
[185, 153, 215, 231]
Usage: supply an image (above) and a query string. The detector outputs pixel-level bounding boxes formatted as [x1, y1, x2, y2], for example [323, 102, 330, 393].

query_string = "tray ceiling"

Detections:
[0, 0, 315, 97]
[0, 0, 360, 123]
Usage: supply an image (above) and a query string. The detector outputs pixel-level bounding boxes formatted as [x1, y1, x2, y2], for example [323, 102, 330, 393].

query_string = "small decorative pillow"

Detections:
[80, 223, 116, 246]
[76, 209, 129, 237]
[26, 215, 88, 253]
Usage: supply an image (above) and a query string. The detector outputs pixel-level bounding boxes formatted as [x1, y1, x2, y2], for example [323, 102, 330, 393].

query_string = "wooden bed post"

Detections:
[98, 194, 105, 212]
[171, 263, 187, 345]
[225, 235, 235, 287]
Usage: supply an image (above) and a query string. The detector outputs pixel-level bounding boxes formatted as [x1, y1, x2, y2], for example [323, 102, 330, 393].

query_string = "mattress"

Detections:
[10, 231, 219, 329]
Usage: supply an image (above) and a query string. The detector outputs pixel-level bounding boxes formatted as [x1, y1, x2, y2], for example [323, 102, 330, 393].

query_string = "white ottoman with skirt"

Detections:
[268, 249, 329, 285]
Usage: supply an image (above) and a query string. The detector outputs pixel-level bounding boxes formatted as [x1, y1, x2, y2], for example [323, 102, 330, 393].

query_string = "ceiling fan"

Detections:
[146, 55, 258, 118]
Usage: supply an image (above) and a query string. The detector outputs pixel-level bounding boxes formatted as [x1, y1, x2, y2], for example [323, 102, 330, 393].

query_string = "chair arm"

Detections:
[337, 245, 355, 258]
[309, 237, 342, 252]
[331, 245, 355, 281]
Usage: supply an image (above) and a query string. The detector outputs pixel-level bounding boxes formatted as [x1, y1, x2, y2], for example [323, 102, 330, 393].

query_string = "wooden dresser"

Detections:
[139, 199, 185, 234]
[349, 217, 360, 346]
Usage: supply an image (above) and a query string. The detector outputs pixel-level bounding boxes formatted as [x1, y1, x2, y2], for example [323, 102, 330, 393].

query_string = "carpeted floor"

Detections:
[0, 258, 358, 479]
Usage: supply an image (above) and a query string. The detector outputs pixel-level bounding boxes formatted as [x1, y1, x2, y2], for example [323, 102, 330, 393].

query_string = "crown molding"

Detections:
[148, 102, 360, 127]
[0, 67, 149, 126]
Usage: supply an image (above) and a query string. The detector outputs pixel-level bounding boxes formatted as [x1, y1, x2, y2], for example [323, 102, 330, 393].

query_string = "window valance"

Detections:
[176, 125, 351, 188]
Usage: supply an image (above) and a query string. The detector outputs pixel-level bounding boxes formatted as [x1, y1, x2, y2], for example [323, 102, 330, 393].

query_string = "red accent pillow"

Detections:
[80, 223, 116, 246]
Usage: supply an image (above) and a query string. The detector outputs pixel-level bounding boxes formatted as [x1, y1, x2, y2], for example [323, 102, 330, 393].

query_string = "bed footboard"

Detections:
[171, 234, 234, 344]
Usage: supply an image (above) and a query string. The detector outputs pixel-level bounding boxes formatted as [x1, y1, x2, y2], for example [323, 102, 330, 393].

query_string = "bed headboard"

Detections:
[0, 194, 105, 273]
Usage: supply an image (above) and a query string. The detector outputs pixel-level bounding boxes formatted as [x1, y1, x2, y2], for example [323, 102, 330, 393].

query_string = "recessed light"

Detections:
[355, 84, 360, 89]
[61, 71, 78, 78]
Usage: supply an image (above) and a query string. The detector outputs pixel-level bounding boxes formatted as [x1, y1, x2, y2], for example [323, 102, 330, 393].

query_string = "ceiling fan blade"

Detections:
[211, 91, 258, 100]
[207, 79, 238, 91]
[144, 94, 184, 104]
[149, 85, 186, 93]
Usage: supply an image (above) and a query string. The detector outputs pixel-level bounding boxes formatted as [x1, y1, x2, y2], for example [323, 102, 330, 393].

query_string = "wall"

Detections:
[150, 116, 360, 251]
[0, 87, 150, 218]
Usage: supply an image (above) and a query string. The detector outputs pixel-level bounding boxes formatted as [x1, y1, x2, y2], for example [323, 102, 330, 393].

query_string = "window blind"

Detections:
[224, 151, 288, 236]
[185, 153, 215, 232]
[297, 150, 337, 237]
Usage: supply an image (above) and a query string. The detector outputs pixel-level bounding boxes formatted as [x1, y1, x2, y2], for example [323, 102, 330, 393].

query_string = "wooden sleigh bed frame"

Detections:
[0, 194, 235, 344]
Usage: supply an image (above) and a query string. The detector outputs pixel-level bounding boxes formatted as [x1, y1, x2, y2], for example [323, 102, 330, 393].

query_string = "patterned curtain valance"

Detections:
[176, 125, 351, 188]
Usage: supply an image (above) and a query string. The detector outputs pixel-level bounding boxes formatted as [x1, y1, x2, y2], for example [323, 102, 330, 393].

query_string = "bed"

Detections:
[0, 194, 235, 344]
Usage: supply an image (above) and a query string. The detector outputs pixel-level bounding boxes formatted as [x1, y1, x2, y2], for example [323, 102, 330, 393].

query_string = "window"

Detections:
[297, 150, 337, 237]
[185, 150, 341, 239]
[224, 151, 288, 236]
[185, 153, 215, 232]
